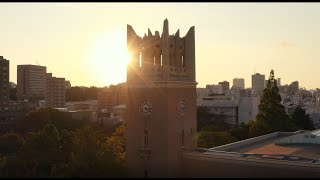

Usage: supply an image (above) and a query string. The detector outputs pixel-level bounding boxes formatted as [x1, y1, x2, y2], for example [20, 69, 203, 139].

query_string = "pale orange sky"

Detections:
[1, 3, 320, 89]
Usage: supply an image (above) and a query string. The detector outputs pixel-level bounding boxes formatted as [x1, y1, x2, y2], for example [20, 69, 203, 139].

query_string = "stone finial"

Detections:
[148, 28, 152, 36]
[155, 31, 160, 37]
[163, 18, 169, 36]
[175, 29, 180, 37]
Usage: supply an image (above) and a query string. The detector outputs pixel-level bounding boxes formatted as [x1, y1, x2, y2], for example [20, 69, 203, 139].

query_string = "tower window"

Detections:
[160, 55, 163, 66]
[182, 129, 185, 147]
[182, 56, 184, 67]
[144, 129, 148, 149]
[139, 52, 142, 67]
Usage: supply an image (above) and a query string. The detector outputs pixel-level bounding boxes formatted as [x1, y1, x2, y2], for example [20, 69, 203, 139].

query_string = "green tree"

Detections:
[228, 122, 250, 141]
[197, 107, 231, 131]
[290, 105, 315, 130]
[0, 133, 24, 155]
[17, 108, 91, 135]
[255, 70, 291, 135]
[0, 124, 126, 178]
[16, 108, 60, 135]
[106, 123, 126, 164]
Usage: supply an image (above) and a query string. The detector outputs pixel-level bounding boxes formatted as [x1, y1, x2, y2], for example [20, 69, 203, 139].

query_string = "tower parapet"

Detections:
[127, 19, 195, 83]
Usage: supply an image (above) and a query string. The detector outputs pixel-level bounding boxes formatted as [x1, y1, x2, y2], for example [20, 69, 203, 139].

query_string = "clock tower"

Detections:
[126, 19, 197, 177]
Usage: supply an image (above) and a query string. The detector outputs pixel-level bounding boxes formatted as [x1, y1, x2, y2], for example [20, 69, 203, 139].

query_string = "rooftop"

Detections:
[206, 130, 320, 161]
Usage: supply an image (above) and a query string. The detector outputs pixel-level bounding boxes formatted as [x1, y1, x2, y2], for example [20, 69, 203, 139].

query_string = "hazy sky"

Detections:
[1, 3, 320, 89]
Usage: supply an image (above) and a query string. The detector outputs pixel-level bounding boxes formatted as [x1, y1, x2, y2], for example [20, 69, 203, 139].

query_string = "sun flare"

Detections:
[89, 27, 130, 86]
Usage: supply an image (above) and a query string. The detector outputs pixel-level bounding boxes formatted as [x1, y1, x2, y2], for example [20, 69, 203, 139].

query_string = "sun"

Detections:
[89, 27, 130, 86]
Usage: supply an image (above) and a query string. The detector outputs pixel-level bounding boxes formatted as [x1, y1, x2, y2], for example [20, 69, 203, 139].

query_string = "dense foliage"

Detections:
[0, 108, 126, 178]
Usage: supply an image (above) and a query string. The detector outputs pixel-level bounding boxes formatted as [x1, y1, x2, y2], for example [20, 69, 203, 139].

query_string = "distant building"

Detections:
[206, 84, 223, 95]
[197, 96, 238, 125]
[252, 73, 265, 96]
[219, 81, 230, 94]
[97, 83, 127, 113]
[264, 80, 268, 88]
[196, 88, 207, 99]
[17, 64, 46, 101]
[233, 78, 245, 89]
[277, 78, 281, 87]
[0, 56, 9, 104]
[65, 80, 71, 90]
[113, 104, 126, 122]
[45, 73, 66, 108]
[289, 81, 299, 95]
[0, 57, 24, 133]
[238, 95, 259, 123]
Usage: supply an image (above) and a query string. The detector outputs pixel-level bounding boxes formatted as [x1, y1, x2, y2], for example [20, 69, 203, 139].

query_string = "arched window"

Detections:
[144, 129, 148, 149]
[182, 129, 185, 147]
[139, 52, 142, 67]
[181, 55, 184, 67]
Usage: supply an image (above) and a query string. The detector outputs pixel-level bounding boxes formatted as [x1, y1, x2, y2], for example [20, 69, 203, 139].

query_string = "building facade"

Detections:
[97, 83, 127, 113]
[0, 56, 9, 104]
[0, 57, 24, 133]
[126, 19, 197, 177]
[252, 73, 265, 96]
[218, 81, 230, 94]
[17, 64, 46, 101]
[45, 73, 66, 108]
[233, 78, 245, 89]
[65, 80, 71, 90]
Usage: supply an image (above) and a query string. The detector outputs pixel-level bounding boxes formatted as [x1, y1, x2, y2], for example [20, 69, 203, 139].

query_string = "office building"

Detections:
[45, 73, 66, 108]
[0, 56, 9, 104]
[17, 65, 46, 101]
[252, 73, 265, 96]
[233, 78, 245, 89]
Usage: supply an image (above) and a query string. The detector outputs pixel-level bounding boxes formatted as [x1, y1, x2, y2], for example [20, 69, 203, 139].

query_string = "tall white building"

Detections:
[238, 95, 260, 123]
[277, 78, 281, 87]
[233, 78, 245, 89]
[252, 73, 265, 95]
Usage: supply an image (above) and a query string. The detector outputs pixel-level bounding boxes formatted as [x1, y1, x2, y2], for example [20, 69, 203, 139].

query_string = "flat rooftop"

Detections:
[208, 131, 320, 161]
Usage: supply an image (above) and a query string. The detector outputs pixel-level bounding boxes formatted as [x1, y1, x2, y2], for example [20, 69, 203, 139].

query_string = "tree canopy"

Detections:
[290, 105, 315, 131]
[255, 70, 291, 135]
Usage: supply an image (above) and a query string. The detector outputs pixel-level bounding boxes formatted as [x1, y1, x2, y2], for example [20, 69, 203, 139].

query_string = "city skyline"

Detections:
[2, 3, 320, 89]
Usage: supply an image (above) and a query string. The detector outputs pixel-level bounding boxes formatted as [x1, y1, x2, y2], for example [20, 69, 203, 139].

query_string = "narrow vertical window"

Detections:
[139, 52, 142, 67]
[154, 56, 156, 66]
[144, 129, 148, 148]
[182, 55, 184, 67]
[182, 129, 185, 147]
[160, 55, 163, 66]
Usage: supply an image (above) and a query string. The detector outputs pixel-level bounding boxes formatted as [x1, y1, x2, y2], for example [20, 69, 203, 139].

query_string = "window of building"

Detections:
[305, 135, 310, 138]
[144, 129, 148, 149]
[311, 135, 316, 138]
[182, 129, 185, 147]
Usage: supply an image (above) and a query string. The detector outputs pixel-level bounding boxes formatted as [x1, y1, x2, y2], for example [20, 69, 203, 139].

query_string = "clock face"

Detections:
[178, 100, 187, 116]
[140, 100, 152, 117]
